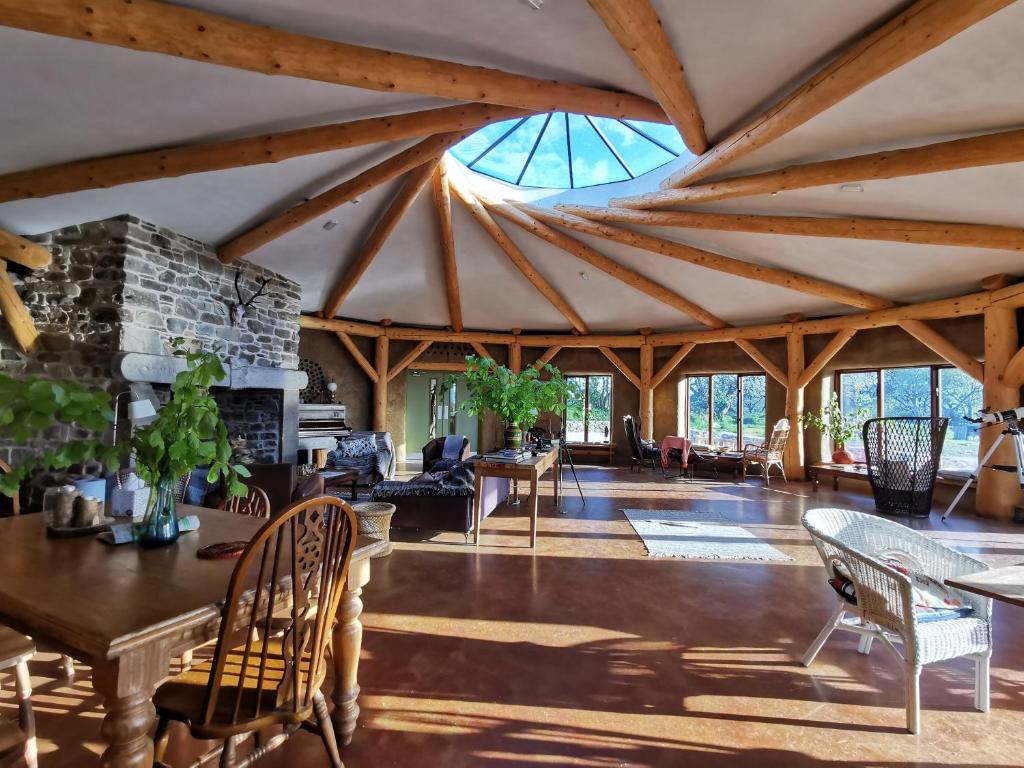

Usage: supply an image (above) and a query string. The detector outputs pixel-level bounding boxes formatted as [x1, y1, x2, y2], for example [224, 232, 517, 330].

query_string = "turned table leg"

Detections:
[92, 647, 167, 768]
[333, 556, 371, 746]
[529, 475, 539, 549]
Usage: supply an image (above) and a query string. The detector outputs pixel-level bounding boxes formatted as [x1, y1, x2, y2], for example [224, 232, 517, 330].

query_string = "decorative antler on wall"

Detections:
[230, 266, 272, 326]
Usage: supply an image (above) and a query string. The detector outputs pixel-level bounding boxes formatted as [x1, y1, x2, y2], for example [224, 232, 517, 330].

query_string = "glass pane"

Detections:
[881, 367, 931, 417]
[687, 377, 709, 446]
[469, 114, 548, 184]
[711, 374, 739, 450]
[449, 118, 525, 167]
[565, 376, 586, 444]
[590, 117, 675, 176]
[939, 368, 983, 472]
[567, 115, 631, 186]
[741, 375, 767, 447]
[518, 114, 571, 188]
[587, 375, 612, 443]
[622, 119, 687, 155]
[840, 371, 879, 461]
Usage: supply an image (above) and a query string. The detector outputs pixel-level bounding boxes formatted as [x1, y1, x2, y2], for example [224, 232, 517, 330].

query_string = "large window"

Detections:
[681, 374, 766, 450]
[835, 365, 982, 471]
[565, 375, 612, 443]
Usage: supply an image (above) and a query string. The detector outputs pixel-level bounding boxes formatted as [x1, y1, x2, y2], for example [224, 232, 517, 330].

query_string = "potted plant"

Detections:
[459, 355, 571, 449]
[800, 393, 869, 465]
[0, 339, 248, 546]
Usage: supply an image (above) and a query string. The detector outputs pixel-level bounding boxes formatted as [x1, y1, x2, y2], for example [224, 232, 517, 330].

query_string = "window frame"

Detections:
[681, 373, 766, 450]
[564, 373, 613, 444]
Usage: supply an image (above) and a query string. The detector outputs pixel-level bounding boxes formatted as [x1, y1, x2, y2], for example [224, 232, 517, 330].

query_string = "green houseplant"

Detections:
[0, 339, 248, 545]
[800, 393, 869, 465]
[459, 355, 571, 448]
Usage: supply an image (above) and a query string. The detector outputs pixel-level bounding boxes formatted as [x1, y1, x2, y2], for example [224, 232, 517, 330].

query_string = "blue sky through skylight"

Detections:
[449, 112, 689, 189]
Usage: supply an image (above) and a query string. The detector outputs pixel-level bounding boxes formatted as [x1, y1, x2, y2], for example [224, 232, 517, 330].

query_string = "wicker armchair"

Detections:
[801, 508, 992, 733]
[741, 418, 789, 485]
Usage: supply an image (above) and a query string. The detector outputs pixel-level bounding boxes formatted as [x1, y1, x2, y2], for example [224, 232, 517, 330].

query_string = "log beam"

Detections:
[520, 205, 894, 311]
[899, 319, 984, 382]
[300, 315, 384, 337]
[639, 342, 655, 439]
[0, 0, 665, 122]
[0, 262, 38, 354]
[432, 164, 463, 332]
[373, 335, 389, 433]
[334, 332, 378, 384]
[322, 159, 438, 318]
[0, 104, 526, 204]
[784, 332, 806, 481]
[556, 205, 1024, 251]
[599, 347, 640, 389]
[662, 0, 1013, 188]
[509, 340, 522, 374]
[976, 306, 1021, 519]
[613, 128, 1024, 209]
[532, 346, 562, 370]
[587, 0, 706, 153]
[735, 340, 787, 387]
[796, 329, 857, 389]
[387, 340, 433, 382]
[1002, 346, 1024, 389]
[0, 228, 50, 269]
[651, 343, 695, 389]
[408, 361, 468, 372]
[470, 342, 490, 359]
[220, 133, 457, 263]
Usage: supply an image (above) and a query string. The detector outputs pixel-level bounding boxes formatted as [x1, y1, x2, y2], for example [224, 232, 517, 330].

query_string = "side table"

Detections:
[351, 501, 396, 558]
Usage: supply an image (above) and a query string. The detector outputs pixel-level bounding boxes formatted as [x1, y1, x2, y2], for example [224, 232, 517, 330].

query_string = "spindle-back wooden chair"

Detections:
[219, 484, 272, 519]
[153, 496, 357, 767]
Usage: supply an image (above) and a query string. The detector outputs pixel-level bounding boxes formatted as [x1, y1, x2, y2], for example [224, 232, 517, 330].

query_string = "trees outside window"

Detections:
[682, 374, 766, 449]
[565, 374, 612, 443]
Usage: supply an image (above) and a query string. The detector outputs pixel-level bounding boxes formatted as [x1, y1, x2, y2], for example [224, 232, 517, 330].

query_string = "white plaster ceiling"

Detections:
[0, 0, 1021, 333]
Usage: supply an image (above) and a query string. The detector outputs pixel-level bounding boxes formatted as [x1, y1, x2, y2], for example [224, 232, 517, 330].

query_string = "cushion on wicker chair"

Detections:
[829, 557, 973, 622]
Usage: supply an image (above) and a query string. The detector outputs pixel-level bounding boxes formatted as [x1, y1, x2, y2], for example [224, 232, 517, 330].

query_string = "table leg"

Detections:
[472, 469, 483, 545]
[92, 647, 167, 768]
[833, 476, 840, 491]
[333, 556, 371, 747]
[529, 475, 539, 549]
[553, 453, 560, 509]
[811, 471, 819, 492]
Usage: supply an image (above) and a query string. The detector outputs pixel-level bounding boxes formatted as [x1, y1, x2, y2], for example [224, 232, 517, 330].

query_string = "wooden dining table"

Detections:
[0, 504, 386, 767]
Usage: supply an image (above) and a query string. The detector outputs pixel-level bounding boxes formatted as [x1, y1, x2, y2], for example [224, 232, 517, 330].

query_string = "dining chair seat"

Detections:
[0, 716, 26, 765]
[0, 628, 33, 664]
[155, 637, 313, 739]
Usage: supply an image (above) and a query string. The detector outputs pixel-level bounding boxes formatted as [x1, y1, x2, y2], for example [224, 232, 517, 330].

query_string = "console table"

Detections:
[472, 448, 560, 548]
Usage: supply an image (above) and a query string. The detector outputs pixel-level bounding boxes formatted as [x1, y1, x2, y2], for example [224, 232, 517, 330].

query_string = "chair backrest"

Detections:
[0, 459, 19, 516]
[765, 419, 790, 459]
[219, 484, 272, 518]
[172, 472, 193, 504]
[862, 416, 948, 517]
[622, 415, 643, 460]
[421, 435, 471, 472]
[201, 496, 357, 727]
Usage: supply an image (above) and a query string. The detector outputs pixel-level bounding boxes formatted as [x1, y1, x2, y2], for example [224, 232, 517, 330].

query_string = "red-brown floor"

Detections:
[6, 466, 1024, 767]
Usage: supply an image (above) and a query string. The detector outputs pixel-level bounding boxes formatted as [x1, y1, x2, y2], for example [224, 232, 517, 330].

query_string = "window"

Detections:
[834, 365, 982, 471]
[565, 375, 612, 443]
[449, 111, 690, 189]
[681, 374, 766, 450]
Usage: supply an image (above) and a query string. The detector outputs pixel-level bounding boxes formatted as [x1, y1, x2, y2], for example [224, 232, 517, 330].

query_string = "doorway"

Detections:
[404, 371, 479, 462]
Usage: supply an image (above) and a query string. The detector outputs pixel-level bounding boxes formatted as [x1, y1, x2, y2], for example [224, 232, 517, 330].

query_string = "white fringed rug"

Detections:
[624, 509, 792, 561]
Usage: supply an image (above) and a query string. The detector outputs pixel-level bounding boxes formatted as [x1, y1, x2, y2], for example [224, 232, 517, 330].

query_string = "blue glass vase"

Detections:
[138, 476, 180, 547]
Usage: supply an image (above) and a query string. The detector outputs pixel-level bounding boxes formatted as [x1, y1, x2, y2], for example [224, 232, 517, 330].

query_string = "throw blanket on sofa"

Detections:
[442, 434, 465, 461]
[327, 431, 396, 482]
[372, 461, 476, 500]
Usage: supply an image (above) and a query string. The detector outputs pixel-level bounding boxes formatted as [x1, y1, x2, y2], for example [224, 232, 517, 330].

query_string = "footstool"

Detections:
[351, 501, 396, 558]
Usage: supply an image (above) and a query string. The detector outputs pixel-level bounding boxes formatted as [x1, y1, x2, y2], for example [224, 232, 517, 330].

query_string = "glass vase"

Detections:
[138, 476, 180, 548]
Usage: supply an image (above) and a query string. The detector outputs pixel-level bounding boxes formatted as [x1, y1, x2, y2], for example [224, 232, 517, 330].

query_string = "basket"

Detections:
[351, 501, 396, 558]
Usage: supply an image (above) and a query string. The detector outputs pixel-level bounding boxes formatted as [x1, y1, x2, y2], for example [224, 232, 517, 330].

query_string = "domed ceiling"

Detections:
[0, 0, 1021, 334]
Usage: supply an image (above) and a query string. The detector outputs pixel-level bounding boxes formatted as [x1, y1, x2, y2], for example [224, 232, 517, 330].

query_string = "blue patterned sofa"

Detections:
[326, 431, 396, 486]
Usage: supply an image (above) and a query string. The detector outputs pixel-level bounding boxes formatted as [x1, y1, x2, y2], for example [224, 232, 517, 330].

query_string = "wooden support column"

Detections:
[976, 306, 1021, 519]
[0, 262, 38, 354]
[509, 330, 522, 374]
[785, 332, 806, 481]
[640, 342, 654, 440]
[373, 335, 389, 433]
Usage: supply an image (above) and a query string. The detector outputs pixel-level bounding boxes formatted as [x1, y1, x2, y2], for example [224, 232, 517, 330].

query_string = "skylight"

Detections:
[449, 112, 689, 189]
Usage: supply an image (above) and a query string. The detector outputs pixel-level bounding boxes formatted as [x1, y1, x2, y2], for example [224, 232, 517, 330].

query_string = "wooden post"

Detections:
[509, 330, 522, 374]
[785, 332, 806, 480]
[976, 306, 1021, 519]
[373, 335, 389, 433]
[640, 342, 654, 440]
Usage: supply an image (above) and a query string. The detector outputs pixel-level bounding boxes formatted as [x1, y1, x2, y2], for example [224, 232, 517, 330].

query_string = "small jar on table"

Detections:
[351, 501, 396, 558]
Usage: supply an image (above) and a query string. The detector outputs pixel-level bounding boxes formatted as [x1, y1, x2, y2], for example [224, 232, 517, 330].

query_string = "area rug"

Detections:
[623, 510, 792, 561]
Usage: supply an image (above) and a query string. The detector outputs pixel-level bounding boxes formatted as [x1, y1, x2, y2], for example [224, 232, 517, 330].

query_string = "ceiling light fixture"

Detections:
[525, 0, 543, 9]
[840, 184, 864, 193]
[579, 271, 589, 280]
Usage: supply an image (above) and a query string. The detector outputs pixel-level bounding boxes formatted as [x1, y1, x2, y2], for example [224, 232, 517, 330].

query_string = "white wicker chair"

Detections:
[801, 508, 992, 733]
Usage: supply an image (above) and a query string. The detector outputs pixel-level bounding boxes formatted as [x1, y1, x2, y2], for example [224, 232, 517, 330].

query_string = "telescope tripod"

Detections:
[943, 419, 1024, 522]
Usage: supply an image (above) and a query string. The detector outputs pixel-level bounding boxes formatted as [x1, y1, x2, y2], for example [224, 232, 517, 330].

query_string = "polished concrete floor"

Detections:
[6, 466, 1024, 767]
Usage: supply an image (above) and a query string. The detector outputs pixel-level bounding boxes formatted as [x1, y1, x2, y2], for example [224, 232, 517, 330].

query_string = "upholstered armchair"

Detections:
[742, 418, 789, 485]
[422, 435, 472, 473]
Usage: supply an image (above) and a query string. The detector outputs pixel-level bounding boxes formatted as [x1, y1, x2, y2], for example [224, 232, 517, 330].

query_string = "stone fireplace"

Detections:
[0, 215, 305, 499]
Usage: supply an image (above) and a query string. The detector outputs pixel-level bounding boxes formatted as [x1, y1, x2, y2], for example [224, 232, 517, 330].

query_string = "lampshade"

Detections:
[127, 399, 157, 421]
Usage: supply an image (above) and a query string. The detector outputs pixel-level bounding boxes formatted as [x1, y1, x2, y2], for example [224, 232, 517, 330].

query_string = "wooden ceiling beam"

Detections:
[735, 340, 787, 386]
[662, 0, 1013, 188]
[613, 128, 1024, 209]
[449, 181, 590, 335]
[899, 319, 984, 382]
[431, 164, 463, 332]
[334, 331, 378, 383]
[599, 347, 640, 389]
[299, 314, 384, 336]
[0, 0, 666, 122]
[532, 346, 562, 370]
[587, 0, 706, 153]
[0, 262, 38, 354]
[0, 104, 527, 204]
[388, 340, 433, 382]
[651, 343, 695, 389]
[796, 329, 857, 389]
[520, 205, 894, 311]
[557, 205, 1024, 251]
[0, 228, 50, 270]
[219, 131, 462, 264]
[469, 342, 490, 359]
[322, 159, 439, 318]
[1002, 346, 1024, 389]
[483, 198, 726, 328]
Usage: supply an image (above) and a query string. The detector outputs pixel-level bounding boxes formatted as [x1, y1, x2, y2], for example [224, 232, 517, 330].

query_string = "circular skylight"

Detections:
[449, 112, 689, 189]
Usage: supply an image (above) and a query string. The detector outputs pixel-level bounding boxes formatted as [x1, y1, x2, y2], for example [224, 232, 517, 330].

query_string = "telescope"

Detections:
[970, 406, 1024, 426]
[944, 404, 1024, 521]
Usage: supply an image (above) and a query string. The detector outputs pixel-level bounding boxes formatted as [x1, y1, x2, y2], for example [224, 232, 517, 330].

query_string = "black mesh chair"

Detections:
[863, 416, 949, 518]
[623, 415, 660, 472]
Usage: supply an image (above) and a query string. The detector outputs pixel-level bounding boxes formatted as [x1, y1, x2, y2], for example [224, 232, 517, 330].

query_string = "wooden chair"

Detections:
[219, 485, 272, 519]
[0, 630, 36, 768]
[741, 418, 790, 486]
[623, 415, 659, 472]
[153, 496, 357, 768]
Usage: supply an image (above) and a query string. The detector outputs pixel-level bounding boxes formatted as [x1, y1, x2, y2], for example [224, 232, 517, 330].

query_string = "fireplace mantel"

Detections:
[114, 352, 307, 391]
